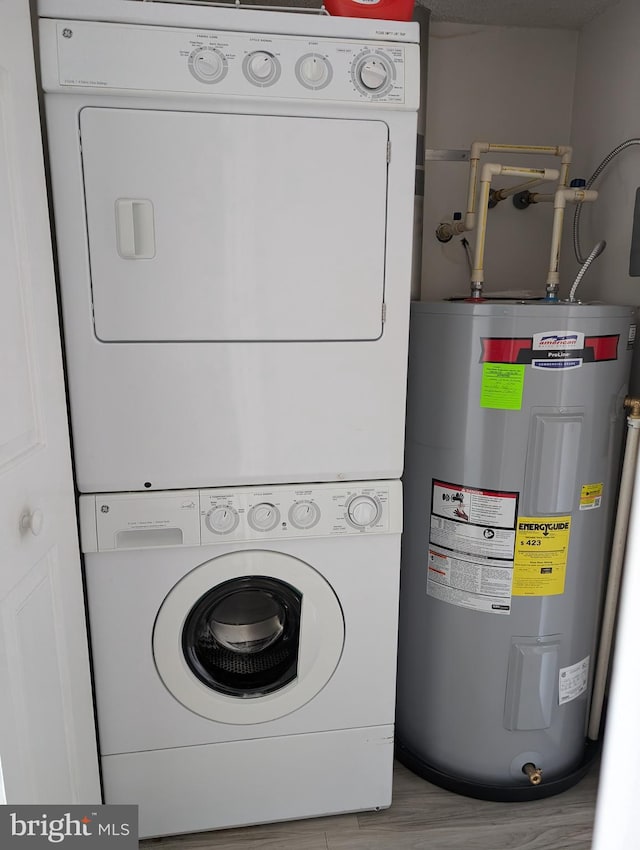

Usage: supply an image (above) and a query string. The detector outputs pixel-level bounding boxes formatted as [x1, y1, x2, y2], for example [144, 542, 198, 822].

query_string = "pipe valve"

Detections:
[624, 396, 640, 419]
[522, 763, 543, 785]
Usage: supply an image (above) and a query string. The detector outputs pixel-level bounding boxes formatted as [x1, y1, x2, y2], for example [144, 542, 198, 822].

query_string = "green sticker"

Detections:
[480, 363, 525, 410]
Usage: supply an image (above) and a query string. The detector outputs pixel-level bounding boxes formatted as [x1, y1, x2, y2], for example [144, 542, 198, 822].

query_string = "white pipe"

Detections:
[485, 143, 572, 158]
[525, 192, 555, 204]
[461, 142, 487, 232]
[588, 411, 640, 741]
[493, 177, 547, 201]
[546, 188, 598, 293]
[470, 164, 560, 297]
[452, 143, 573, 235]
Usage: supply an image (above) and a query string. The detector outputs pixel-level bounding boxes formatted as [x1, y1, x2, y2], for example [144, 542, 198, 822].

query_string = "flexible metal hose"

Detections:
[568, 240, 606, 302]
[573, 138, 640, 264]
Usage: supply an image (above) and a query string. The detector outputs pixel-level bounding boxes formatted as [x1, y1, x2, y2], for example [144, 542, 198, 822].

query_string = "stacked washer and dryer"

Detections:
[38, 0, 420, 838]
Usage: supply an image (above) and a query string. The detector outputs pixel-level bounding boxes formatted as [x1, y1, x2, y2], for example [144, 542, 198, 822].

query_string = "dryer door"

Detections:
[80, 108, 389, 343]
[153, 549, 344, 724]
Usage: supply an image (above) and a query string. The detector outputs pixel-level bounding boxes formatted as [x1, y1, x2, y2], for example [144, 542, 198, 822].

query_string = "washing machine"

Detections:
[38, 0, 420, 493]
[79, 479, 402, 837]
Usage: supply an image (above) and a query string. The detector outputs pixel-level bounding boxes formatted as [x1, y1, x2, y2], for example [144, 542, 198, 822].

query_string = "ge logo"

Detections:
[100, 505, 110, 513]
[62, 28, 73, 38]
[483, 528, 495, 539]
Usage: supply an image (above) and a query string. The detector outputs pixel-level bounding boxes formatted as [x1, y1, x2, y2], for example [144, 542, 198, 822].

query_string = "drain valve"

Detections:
[522, 763, 543, 785]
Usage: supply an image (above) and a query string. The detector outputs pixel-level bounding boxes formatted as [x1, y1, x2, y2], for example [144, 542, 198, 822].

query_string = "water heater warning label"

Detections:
[512, 515, 571, 596]
[559, 656, 590, 705]
[427, 480, 518, 615]
[432, 480, 517, 528]
[580, 482, 603, 511]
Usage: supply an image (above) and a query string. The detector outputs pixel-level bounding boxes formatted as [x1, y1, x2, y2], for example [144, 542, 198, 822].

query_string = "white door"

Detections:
[81, 109, 389, 342]
[591, 465, 640, 850]
[0, 0, 100, 803]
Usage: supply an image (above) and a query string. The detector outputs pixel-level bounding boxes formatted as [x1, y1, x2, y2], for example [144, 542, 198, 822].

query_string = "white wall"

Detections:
[568, 0, 640, 313]
[422, 22, 578, 300]
[571, 7, 640, 843]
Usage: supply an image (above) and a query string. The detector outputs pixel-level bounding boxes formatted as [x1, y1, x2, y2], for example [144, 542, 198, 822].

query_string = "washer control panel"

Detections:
[46, 19, 417, 106]
[80, 482, 401, 551]
[200, 481, 395, 543]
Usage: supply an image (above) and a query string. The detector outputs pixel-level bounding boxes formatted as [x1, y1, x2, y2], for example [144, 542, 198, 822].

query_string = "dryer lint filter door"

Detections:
[80, 108, 389, 342]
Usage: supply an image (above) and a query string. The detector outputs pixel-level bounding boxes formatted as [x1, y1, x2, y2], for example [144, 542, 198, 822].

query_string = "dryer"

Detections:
[80, 480, 402, 837]
[38, 0, 420, 493]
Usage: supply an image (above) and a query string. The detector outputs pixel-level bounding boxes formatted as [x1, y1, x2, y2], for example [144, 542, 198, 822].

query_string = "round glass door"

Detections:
[153, 549, 345, 725]
[182, 576, 301, 698]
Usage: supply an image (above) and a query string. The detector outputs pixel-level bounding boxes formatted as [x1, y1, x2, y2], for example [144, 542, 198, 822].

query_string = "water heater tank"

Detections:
[396, 300, 636, 799]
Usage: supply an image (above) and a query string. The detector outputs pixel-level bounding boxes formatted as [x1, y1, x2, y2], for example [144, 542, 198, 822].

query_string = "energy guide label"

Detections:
[428, 480, 518, 615]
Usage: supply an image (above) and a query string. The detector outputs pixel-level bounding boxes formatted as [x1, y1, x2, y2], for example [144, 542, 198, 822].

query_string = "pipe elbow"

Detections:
[464, 212, 476, 231]
[558, 145, 573, 163]
[480, 162, 504, 182]
[470, 140, 490, 160]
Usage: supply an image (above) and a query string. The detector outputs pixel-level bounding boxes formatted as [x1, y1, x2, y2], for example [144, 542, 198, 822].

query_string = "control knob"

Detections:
[358, 59, 389, 91]
[248, 502, 281, 532]
[296, 53, 332, 89]
[205, 506, 239, 535]
[289, 501, 320, 529]
[346, 495, 381, 529]
[300, 56, 325, 84]
[249, 52, 275, 79]
[188, 47, 227, 84]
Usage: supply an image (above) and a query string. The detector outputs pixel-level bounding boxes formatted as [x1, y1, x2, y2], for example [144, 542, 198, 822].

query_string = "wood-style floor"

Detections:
[141, 759, 599, 850]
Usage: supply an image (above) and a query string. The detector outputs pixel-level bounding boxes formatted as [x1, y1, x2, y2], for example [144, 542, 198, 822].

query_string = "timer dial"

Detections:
[351, 51, 395, 97]
[346, 495, 381, 529]
[359, 59, 389, 91]
[248, 502, 281, 532]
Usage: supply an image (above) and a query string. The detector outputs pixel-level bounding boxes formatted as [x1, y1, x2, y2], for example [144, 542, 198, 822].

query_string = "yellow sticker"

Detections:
[512, 516, 571, 596]
[580, 482, 603, 511]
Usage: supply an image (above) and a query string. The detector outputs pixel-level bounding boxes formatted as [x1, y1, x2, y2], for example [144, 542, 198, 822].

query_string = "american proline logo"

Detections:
[533, 332, 582, 349]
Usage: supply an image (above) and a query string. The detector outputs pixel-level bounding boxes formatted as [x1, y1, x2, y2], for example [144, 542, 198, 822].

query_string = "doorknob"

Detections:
[20, 509, 44, 537]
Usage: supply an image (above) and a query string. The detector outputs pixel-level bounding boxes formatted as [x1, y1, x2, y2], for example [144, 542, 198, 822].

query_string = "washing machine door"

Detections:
[153, 549, 344, 724]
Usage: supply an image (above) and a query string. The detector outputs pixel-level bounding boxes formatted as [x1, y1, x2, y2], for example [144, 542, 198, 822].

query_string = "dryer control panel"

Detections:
[39, 19, 420, 107]
[80, 481, 402, 551]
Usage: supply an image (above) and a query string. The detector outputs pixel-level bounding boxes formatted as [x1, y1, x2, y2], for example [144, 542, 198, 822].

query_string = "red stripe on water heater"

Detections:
[480, 337, 532, 363]
[480, 334, 619, 364]
[585, 335, 619, 361]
